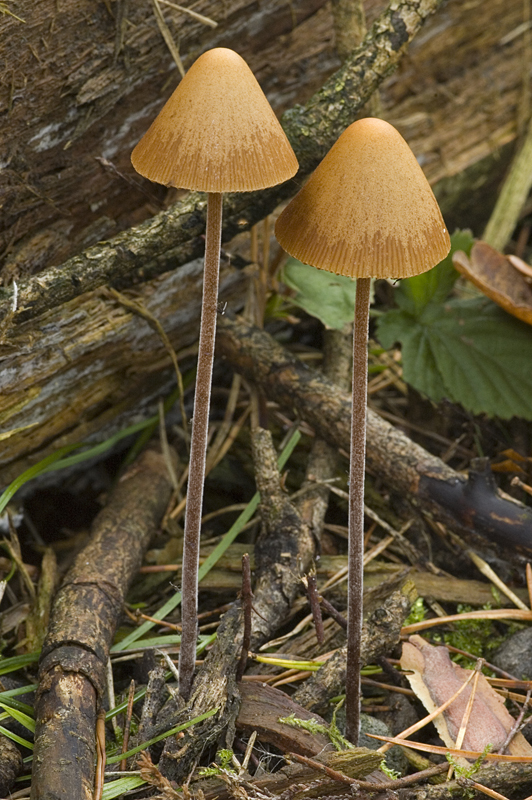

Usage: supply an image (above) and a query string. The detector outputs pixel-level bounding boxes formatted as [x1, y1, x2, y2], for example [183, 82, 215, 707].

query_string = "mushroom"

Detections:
[132, 47, 298, 700]
[275, 117, 450, 743]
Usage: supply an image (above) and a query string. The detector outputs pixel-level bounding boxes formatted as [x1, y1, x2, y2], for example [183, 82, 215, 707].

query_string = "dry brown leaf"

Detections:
[453, 242, 532, 326]
[400, 636, 532, 762]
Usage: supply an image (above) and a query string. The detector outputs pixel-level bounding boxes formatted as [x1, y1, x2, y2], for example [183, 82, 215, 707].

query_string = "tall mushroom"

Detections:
[132, 47, 298, 700]
[275, 117, 450, 743]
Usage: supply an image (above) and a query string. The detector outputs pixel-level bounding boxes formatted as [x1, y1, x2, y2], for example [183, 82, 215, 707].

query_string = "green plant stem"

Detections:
[345, 275, 371, 745]
[483, 114, 532, 251]
[179, 191, 223, 701]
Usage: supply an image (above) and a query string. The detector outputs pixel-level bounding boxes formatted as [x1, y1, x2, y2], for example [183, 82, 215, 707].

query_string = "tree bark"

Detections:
[31, 446, 175, 800]
[0, 0, 526, 279]
[216, 315, 532, 552]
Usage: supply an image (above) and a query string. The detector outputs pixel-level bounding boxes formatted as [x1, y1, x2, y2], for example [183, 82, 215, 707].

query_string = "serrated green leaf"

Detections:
[396, 229, 474, 315]
[377, 297, 532, 419]
[281, 258, 357, 329]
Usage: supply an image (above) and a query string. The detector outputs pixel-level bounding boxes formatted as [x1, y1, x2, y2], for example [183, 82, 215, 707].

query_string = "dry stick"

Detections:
[305, 572, 325, 646]
[94, 711, 106, 800]
[179, 191, 223, 701]
[527, 563, 532, 609]
[345, 275, 371, 745]
[319, 595, 347, 630]
[497, 687, 532, 754]
[120, 679, 136, 772]
[236, 553, 252, 682]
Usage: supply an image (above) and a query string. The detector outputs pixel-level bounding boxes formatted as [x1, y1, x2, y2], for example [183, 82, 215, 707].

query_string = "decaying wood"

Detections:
[31, 446, 175, 800]
[0, 0, 527, 277]
[198, 747, 385, 800]
[0, 0, 438, 489]
[193, 541, 529, 606]
[0, 0, 443, 331]
[236, 683, 331, 756]
[0, 253, 247, 487]
[216, 315, 532, 551]
[0, 734, 23, 797]
[155, 427, 317, 783]
[292, 582, 417, 713]
[396, 762, 532, 800]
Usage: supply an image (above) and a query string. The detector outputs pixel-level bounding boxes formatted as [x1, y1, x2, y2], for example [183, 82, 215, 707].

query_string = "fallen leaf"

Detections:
[453, 242, 532, 326]
[400, 635, 532, 762]
[508, 254, 532, 281]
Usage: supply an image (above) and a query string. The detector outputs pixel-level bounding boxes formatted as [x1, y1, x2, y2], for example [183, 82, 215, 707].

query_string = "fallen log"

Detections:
[154, 427, 317, 783]
[216, 315, 532, 552]
[31, 446, 175, 800]
[0, 253, 248, 487]
[0, 0, 444, 330]
[0, 0, 525, 274]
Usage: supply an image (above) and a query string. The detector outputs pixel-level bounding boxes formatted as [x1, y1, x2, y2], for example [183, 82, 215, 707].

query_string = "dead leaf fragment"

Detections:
[453, 242, 532, 326]
[401, 635, 532, 761]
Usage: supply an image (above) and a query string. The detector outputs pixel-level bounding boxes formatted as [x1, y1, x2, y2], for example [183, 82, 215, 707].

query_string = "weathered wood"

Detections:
[0, 0, 444, 330]
[292, 583, 416, 713]
[0, 253, 247, 487]
[236, 683, 331, 756]
[164, 541, 529, 606]
[0, 734, 23, 797]
[216, 315, 532, 551]
[0, 0, 526, 280]
[156, 427, 317, 782]
[31, 447, 175, 800]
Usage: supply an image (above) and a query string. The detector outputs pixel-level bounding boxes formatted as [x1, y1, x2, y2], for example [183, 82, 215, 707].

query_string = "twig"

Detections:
[150, 0, 185, 77]
[304, 571, 325, 646]
[120, 679, 136, 772]
[319, 595, 347, 630]
[158, 0, 217, 27]
[498, 688, 532, 754]
[236, 553, 253, 682]
[94, 711, 106, 800]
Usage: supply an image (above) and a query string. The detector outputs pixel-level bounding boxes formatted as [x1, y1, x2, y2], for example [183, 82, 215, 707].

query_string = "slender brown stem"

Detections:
[179, 191, 223, 701]
[306, 572, 325, 646]
[345, 275, 371, 745]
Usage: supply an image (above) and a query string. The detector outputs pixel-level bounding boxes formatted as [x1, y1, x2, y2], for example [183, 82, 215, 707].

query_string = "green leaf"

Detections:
[0, 723, 33, 750]
[105, 707, 218, 764]
[378, 297, 532, 419]
[280, 258, 358, 329]
[0, 703, 35, 732]
[102, 776, 146, 800]
[0, 652, 40, 676]
[395, 229, 474, 315]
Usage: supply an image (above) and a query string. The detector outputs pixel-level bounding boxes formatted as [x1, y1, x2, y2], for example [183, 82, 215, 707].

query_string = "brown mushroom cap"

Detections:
[275, 118, 450, 279]
[131, 48, 298, 193]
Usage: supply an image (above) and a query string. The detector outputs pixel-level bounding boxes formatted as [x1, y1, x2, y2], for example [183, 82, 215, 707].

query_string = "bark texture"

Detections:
[216, 315, 532, 551]
[292, 583, 417, 713]
[0, 0, 444, 329]
[31, 446, 175, 800]
[0, 253, 247, 487]
[0, 733, 23, 796]
[0, 0, 526, 279]
[155, 427, 317, 782]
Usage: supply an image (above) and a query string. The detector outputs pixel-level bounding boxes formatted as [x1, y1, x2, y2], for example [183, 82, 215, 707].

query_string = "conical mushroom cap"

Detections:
[131, 48, 298, 193]
[275, 118, 450, 279]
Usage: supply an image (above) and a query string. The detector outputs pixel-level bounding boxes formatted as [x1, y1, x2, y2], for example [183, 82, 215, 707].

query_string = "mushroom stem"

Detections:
[179, 191, 223, 701]
[345, 275, 371, 744]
